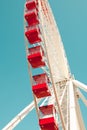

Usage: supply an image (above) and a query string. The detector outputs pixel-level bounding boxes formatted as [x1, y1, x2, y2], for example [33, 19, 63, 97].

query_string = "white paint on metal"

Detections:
[2, 101, 36, 130]
[77, 89, 87, 106]
[69, 80, 80, 130]
[73, 80, 87, 92]
[3, 0, 87, 130]
[59, 85, 67, 105]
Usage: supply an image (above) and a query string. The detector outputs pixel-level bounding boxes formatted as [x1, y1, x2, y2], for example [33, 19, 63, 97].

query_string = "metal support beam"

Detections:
[60, 85, 67, 105]
[69, 80, 80, 130]
[77, 89, 87, 106]
[73, 80, 87, 92]
[2, 100, 40, 130]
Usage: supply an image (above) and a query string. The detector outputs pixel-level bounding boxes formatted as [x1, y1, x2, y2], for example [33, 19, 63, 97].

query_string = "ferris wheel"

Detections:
[3, 0, 87, 130]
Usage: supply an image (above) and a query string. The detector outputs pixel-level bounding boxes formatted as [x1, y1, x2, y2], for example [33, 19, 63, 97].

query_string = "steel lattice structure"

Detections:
[3, 0, 87, 130]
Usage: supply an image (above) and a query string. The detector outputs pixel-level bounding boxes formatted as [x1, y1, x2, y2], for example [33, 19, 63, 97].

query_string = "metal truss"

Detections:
[2, 0, 87, 130]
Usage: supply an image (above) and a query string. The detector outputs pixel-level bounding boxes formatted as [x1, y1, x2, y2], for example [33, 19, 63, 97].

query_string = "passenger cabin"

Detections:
[32, 73, 51, 98]
[25, 0, 38, 10]
[24, 10, 39, 26]
[33, 73, 50, 84]
[27, 46, 45, 68]
[25, 26, 42, 44]
[39, 117, 58, 130]
[39, 104, 59, 130]
[39, 104, 56, 115]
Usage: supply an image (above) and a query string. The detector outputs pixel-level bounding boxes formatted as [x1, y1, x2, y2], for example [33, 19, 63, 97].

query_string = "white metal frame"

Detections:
[2, 80, 87, 130]
[2, 0, 87, 130]
[2, 100, 40, 130]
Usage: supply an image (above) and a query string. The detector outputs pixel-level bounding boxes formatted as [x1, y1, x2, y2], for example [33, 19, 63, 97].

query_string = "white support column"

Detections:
[69, 80, 80, 130]
[78, 89, 87, 106]
[2, 100, 40, 130]
[59, 85, 67, 105]
[66, 81, 69, 130]
[73, 80, 87, 92]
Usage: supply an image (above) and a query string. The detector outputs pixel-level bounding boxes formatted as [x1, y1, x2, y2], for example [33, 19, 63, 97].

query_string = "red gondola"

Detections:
[32, 83, 51, 98]
[27, 46, 45, 68]
[25, 0, 37, 10]
[39, 104, 56, 115]
[24, 10, 39, 26]
[32, 72, 51, 98]
[33, 73, 50, 84]
[25, 26, 42, 44]
[39, 117, 59, 130]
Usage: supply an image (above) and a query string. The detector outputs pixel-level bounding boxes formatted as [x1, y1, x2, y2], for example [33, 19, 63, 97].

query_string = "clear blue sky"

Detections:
[0, 0, 87, 129]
